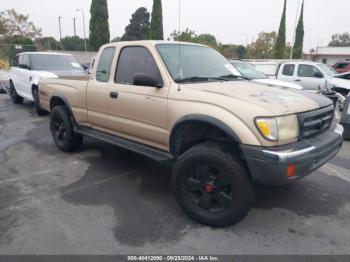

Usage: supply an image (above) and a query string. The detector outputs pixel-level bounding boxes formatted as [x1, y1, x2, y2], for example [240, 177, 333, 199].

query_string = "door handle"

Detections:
[110, 91, 118, 99]
[295, 79, 301, 82]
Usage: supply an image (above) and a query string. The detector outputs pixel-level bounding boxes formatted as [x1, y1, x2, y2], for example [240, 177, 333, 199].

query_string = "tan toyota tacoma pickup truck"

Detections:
[39, 41, 344, 227]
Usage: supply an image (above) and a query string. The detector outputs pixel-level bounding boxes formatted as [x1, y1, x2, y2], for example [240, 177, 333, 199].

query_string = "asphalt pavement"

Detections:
[0, 94, 350, 255]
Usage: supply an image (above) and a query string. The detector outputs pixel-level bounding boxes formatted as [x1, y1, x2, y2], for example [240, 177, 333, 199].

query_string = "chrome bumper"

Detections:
[262, 124, 344, 163]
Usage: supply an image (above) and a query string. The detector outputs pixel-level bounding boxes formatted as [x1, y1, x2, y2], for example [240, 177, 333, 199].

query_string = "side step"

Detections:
[74, 126, 174, 162]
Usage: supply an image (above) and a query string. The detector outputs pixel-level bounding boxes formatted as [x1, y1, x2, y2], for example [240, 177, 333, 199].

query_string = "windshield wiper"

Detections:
[219, 74, 252, 81]
[175, 76, 229, 83]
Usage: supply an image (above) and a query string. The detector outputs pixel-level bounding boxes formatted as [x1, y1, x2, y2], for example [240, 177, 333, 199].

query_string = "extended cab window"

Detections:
[96, 47, 116, 82]
[282, 64, 295, 76]
[297, 65, 322, 78]
[115, 46, 162, 85]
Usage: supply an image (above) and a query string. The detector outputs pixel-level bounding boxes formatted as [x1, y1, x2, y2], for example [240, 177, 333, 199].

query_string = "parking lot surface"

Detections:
[0, 93, 350, 255]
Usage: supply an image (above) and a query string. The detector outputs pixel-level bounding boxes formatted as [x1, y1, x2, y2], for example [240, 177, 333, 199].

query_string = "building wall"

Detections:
[315, 55, 350, 66]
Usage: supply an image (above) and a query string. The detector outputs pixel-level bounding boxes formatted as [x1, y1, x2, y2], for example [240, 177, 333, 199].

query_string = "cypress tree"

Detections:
[274, 0, 287, 58]
[121, 7, 150, 41]
[150, 0, 164, 40]
[292, 1, 304, 59]
[89, 0, 110, 51]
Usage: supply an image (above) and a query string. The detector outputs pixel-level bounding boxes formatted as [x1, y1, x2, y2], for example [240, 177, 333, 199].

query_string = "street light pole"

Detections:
[58, 16, 62, 41]
[76, 9, 87, 52]
[241, 33, 249, 47]
[290, 0, 301, 59]
[73, 18, 77, 37]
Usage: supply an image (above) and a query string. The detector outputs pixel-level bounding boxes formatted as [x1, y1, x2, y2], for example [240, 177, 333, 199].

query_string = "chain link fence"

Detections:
[0, 43, 96, 68]
[0, 44, 38, 69]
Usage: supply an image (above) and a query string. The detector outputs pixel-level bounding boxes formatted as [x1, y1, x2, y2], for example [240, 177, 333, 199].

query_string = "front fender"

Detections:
[168, 99, 262, 147]
[169, 114, 244, 155]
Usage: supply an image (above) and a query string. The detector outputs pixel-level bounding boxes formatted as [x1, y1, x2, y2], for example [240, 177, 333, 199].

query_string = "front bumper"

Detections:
[240, 125, 344, 186]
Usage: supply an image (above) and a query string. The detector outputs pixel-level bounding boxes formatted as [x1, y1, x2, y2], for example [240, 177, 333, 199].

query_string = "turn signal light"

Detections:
[287, 164, 297, 178]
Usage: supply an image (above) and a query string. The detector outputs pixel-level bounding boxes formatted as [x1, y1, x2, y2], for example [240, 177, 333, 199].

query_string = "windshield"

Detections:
[30, 54, 84, 71]
[156, 44, 241, 83]
[318, 63, 336, 77]
[232, 62, 267, 79]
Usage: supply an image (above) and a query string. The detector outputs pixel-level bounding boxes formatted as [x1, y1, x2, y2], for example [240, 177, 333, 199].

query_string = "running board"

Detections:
[74, 126, 173, 162]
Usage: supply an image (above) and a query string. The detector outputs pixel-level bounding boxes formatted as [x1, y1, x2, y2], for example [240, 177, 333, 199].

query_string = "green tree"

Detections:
[247, 31, 277, 59]
[35, 37, 62, 51]
[61, 36, 87, 51]
[218, 44, 246, 59]
[236, 45, 246, 59]
[170, 29, 218, 48]
[171, 28, 197, 42]
[0, 17, 6, 35]
[219, 44, 237, 58]
[0, 36, 36, 64]
[170, 28, 245, 58]
[111, 36, 121, 42]
[89, 0, 110, 51]
[329, 32, 350, 47]
[274, 0, 287, 58]
[121, 7, 150, 41]
[2, 35, 34, 45]
[150, 0, 163, 40]
[0, 9, 41, 39]
[196, 34, 218, 49]
[292, 0, 304, 59]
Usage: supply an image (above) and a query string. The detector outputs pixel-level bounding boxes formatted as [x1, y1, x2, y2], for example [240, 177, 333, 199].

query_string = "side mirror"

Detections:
[314, 72, 324, 78]
[133, 73, 163, 88]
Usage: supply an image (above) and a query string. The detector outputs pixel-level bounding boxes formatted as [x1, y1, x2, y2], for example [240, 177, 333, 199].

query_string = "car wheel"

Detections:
[50, 106, 83, 152]
[33, 87, 48, 116]
[9, 81, 23, 104]
[172, 143, 254, 227]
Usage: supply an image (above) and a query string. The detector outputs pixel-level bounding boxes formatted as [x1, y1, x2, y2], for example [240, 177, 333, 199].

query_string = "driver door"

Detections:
[295, 64, 325, 91]
[106, 45, 169, 148]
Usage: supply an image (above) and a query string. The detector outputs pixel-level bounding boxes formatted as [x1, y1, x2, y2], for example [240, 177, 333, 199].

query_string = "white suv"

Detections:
[9, 52, 86, 115]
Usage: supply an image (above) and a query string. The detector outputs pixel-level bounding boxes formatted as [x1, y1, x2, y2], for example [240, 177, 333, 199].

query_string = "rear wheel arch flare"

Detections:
[50, 95, 76, 123]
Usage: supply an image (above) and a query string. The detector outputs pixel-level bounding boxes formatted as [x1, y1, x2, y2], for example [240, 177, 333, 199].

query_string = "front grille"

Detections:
[298, 105, 334, 139]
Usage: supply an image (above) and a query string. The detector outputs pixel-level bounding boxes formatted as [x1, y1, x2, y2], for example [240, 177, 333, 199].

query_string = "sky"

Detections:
[1, 0, 349, 51]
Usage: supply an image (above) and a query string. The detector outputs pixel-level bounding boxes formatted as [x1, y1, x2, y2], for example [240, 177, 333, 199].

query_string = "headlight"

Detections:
[255, 115, 299, 141]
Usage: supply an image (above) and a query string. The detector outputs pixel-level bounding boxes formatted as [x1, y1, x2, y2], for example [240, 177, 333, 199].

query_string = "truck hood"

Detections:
[253, 78, 303, 90]
[185, 81, 332, 115]
[327, 76, 350, 90]
[50, 70, 88, 77]
[31, 70, 59, 79]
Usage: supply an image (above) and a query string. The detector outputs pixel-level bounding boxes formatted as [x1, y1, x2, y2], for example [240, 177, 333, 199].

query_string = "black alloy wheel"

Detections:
[186, 164, 234, 211]
[172, 143, 254, 227]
